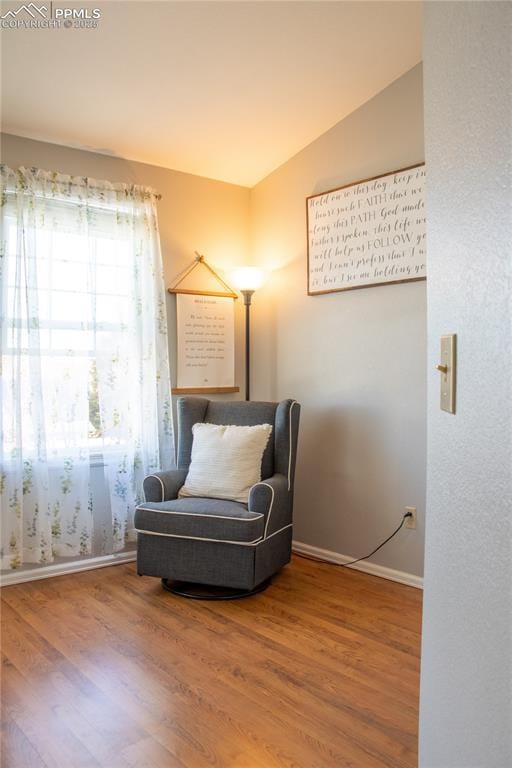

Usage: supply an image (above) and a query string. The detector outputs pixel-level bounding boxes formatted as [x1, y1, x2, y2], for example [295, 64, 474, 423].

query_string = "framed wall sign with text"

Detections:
[306, 163, 426, 295]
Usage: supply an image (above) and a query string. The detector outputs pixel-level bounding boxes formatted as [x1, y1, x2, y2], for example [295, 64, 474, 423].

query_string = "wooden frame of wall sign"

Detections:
[306, 162, 426, 295]
[168, 253, 239, 395]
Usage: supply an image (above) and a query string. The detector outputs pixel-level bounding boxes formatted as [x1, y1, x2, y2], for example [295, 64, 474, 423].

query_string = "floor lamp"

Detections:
[233, 267, 264, 401]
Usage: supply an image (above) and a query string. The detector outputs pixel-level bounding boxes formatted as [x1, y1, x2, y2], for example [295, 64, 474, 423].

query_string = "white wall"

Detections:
[420, 3, 512, 766]
[250, 65, 426, 577]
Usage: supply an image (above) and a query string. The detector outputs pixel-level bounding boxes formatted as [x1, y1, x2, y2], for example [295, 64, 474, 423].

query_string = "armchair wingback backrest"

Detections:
[176, 397, 300, 486]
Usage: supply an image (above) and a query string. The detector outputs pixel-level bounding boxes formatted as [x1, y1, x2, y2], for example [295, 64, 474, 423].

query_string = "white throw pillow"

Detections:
[179, 422, 273, 504]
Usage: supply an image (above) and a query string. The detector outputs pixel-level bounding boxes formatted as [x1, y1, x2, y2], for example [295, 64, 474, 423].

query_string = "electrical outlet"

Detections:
[404, 506, 417, 529]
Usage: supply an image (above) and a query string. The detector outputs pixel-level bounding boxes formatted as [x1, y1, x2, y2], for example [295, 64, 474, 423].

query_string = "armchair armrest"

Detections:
[248, 473, 291, 538]
[143, 469, 188, 503]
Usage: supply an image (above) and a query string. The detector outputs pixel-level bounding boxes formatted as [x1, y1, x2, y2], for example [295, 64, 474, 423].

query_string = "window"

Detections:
[1, 166, 173, 570]
[2, 205, 135, 457]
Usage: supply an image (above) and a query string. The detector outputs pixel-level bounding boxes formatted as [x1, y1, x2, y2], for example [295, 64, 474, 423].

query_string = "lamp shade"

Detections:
[232, 266, 265, 292]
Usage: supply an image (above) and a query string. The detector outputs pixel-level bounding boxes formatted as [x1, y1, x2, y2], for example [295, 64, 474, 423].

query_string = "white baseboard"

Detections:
[292, 540, 423, 589]
[1, 543, 422, 590]
[0, 551, 137, 588]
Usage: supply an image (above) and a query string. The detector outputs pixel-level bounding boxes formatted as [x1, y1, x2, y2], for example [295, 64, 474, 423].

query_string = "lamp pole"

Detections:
[241, 289, 254, 401]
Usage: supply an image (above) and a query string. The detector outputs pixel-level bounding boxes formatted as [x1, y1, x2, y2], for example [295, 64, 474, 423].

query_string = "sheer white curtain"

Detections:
[0, 166, 174, 570]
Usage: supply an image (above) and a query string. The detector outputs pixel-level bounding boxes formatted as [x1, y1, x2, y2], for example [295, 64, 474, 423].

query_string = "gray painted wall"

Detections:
[250, 65, 426, 577]
[2, 69, 427, 581]
[420, 3, 512, 766]
[1, 71, 427, 582]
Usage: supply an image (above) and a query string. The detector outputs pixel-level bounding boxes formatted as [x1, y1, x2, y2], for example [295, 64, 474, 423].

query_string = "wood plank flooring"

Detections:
[1, 556, 422, 768]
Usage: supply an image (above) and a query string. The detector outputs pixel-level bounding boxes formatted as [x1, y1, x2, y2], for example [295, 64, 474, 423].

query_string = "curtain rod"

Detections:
[3, 186, 162, 201]
[1, 167, 162, 200]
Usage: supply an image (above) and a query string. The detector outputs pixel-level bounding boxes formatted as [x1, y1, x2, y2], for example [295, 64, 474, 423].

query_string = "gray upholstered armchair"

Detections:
[134, 397, 300, 598]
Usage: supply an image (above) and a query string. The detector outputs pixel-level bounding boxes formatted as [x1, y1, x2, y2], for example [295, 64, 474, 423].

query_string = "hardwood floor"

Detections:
[1, 556, 422, 768]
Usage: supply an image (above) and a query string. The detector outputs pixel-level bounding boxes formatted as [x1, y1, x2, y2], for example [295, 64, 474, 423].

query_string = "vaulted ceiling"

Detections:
[1, 1, 422, 186]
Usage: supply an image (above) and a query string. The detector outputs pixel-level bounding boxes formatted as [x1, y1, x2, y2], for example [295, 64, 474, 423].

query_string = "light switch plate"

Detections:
[439, 334, 456, 413]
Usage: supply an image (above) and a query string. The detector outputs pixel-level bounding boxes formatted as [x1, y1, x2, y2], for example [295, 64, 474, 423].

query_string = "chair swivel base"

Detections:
[161, 577, 272, 600]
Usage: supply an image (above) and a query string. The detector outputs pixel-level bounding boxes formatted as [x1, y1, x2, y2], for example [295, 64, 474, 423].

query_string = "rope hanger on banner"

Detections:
[168, 252, 238, 298]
